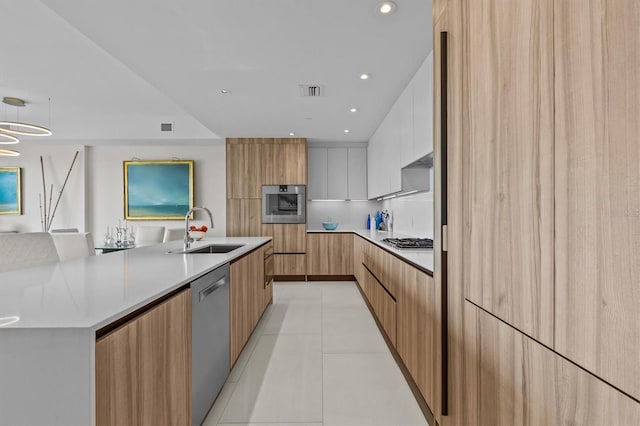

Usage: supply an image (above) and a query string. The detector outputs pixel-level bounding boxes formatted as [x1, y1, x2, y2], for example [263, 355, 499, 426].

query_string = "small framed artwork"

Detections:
[123, 160, 193, 220]
[0, 167, 21, 215]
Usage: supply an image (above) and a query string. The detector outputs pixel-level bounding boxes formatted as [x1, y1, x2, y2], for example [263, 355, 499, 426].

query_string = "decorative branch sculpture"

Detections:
[39, 151, 80, 232]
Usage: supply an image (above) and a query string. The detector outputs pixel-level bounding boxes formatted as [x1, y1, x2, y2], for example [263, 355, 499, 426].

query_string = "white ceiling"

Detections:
[1, 0, 433, 145]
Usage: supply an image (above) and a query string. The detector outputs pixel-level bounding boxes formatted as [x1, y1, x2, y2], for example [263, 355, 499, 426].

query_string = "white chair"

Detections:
[51, 228, 79, 233]
[163, 228, 184, 243]
[135, 226, 165, 247]
[51, 232, 96, 261]
[0, 232, 60, 272]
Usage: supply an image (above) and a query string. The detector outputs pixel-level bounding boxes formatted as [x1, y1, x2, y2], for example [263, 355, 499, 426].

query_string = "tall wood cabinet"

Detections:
[438, 0, 640, 424]
[554, 0, 640, 401]
[462, 0, 555, 346]
[229, 242, 272, 366]
[227, 138, 307, 277]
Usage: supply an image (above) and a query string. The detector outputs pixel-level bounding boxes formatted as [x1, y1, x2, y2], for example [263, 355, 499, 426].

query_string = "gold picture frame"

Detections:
[123, 160, 194, 220]
[0, 167, 21, 215]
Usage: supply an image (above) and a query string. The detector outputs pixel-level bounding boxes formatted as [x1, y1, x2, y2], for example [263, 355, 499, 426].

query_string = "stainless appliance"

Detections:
[262, 185, 306, 224]
[191, 264, 229, 426]
[382, 238, 433, 249]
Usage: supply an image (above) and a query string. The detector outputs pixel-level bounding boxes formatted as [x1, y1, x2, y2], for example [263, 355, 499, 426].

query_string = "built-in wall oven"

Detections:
[262, 185, 306, 224]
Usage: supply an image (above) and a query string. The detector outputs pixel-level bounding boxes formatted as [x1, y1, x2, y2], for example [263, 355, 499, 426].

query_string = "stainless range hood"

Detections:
[400, 152, 433, 195]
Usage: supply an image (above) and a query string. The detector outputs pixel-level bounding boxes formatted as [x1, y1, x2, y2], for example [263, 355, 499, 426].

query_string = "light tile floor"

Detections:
[203, 281, 428, 426]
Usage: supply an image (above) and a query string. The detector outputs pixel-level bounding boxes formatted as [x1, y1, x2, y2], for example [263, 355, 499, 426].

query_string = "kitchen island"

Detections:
[0, 236, 271, 426]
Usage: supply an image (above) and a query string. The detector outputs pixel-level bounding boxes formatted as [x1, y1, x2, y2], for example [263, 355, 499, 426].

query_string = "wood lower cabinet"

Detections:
[464, 301, 640, 425]
[230, 244, 269, 367]
[356, 238, 440, 412]
[306, 232, 353, 276]
[274, 253, 305, 276]
[95, 289, 192, 426]
[363, 266, 397, 346]
[363, 245, 400, 297]
[352, 235, 368, 285]
[396, 267, 438, 414]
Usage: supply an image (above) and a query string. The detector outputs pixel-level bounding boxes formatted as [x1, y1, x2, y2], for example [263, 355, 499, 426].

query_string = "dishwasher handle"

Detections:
[199, 277, 226, 302]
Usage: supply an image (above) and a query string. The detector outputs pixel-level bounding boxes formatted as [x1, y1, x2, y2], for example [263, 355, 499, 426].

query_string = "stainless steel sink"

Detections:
[169, 244, 245, 254]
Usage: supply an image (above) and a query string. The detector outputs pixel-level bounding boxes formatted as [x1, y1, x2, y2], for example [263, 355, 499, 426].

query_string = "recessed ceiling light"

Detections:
[344, 129, 350, 133]
[378, 1, 397, 15]
[350, 108, 358, 113]
[289, 132, 295, 136]
[360, 74, 370, 80]
[220, 89, 231, 94]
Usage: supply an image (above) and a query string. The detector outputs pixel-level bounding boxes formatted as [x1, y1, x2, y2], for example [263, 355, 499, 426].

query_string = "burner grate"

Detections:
[382, 238, 433, 249]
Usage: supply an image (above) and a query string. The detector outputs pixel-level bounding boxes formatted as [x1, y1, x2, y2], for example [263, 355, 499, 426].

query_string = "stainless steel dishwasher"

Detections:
[191, 263, 229, 426]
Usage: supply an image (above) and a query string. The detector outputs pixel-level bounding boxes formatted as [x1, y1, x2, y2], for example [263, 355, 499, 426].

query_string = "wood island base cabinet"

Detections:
[230, 242, 273, 367]
[95, 288, 192, 426]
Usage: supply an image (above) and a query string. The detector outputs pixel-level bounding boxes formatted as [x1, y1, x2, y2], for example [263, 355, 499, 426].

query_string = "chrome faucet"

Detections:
[184, 206, 214, 251]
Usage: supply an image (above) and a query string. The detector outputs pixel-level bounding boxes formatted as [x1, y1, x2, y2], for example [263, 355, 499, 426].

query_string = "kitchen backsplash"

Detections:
[307, 191, 433, 239]
[382, 191, 433, 238]
[307, 200, 381, 230]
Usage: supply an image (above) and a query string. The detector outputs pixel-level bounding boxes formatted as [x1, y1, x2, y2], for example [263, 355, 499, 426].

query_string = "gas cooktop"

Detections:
[382, 238, 433, 249]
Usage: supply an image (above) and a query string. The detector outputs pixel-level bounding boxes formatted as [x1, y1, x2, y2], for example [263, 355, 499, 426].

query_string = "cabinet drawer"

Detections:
[363, 245, 400, 297]
[364, 266, 396, 346]
[274, 254, 306, 276]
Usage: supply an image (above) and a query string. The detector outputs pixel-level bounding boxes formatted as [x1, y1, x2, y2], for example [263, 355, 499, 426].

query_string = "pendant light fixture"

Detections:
[0, 96, 52, 156]
[0, 148, 20, 157]
[0, 97, 53, 137]
[0, 132, 19, 144]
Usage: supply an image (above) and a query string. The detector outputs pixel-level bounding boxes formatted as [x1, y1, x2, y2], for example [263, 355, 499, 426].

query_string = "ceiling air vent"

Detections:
[299, 84, 324, 97]
[161, 122, 173, 132]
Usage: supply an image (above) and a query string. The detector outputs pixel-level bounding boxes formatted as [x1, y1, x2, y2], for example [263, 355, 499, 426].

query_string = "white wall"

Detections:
[0, 144, 85, 233]
[382, 191, 433, 238]
[0, 143, 226, 244]
[86, 144, 226, 244]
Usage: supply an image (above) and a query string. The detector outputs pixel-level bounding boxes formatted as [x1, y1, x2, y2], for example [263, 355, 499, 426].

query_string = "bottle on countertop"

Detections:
[366, 214, 371, 230]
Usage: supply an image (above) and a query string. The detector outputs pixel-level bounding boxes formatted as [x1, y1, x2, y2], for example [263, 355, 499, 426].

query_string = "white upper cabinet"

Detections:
[347, 148, 367, 200]
[308, 147, 328, 200]
[367, 52, 434, 198]
[399, 82, 415, 168]
[412, 52, 434, 162]
[308, 146, 367, 200]
[327, 148, 348, 200]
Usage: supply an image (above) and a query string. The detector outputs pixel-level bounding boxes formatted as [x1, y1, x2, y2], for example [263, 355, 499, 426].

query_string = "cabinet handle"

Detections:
[440, 30, 450, 417]
[199, 278, 226, 302]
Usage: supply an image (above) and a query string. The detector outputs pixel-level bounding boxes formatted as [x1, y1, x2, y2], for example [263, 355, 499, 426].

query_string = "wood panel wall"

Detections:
[462, 0, 555, 346]
[554, 0, 640, 401]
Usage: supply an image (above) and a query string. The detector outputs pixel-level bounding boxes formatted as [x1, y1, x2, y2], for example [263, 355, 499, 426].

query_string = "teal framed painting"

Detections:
[123, 160, 193, 220]
[0, 167, 21, 215]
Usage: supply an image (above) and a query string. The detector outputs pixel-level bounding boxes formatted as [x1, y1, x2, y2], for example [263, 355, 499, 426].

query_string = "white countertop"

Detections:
[0, 236, 270, 330]
[307, 227, 433, 274]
